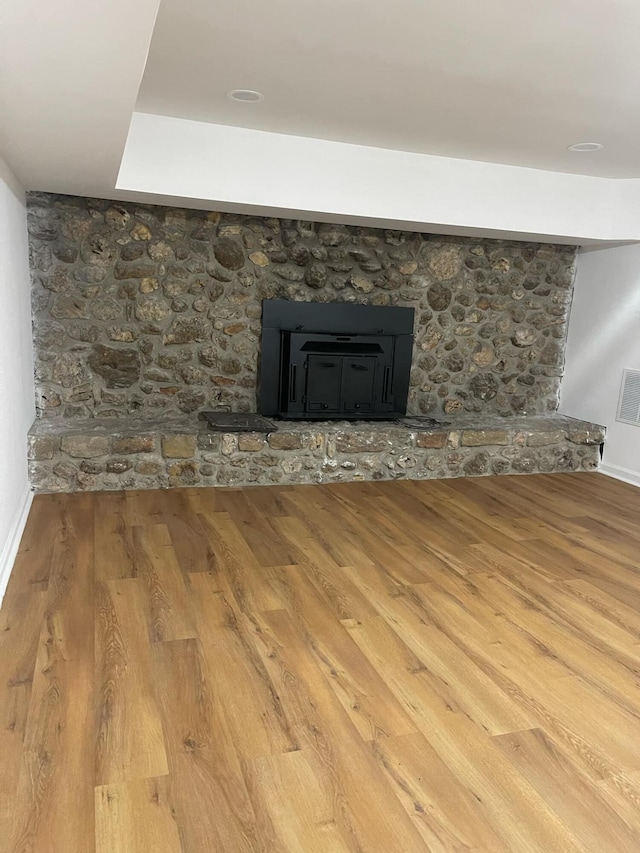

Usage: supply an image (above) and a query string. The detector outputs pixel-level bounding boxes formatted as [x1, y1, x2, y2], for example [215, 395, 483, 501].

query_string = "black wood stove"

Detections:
[258, 300, 414, 420]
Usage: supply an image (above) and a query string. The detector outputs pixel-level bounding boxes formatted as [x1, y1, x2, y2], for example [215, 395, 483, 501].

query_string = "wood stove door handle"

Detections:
[289, 365, 297, 402]
[383, 366, 391, 401]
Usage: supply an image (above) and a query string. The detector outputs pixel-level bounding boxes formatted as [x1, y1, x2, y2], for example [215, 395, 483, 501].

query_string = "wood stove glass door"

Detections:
[306, 355, 342, 413]
[341, 357, 376, 413]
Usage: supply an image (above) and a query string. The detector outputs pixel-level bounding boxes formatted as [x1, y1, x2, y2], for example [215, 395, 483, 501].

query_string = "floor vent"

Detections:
[616, 368, 640, 426]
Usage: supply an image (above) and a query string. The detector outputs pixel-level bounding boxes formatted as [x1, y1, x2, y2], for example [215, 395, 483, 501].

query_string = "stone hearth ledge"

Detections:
[27, 414, 605, 493]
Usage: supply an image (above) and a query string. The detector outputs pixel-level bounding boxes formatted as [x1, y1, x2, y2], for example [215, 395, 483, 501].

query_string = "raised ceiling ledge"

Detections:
[117, 113, 640, 247]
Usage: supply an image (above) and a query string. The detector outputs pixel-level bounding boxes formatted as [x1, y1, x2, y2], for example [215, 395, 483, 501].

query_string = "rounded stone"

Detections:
[427, 282, 453, 312]
[512, 328, 538, 347]
[214, 237, 245, 270]
[135, 296, 170, 322]
[427, 245, 464, 280]
[148, 241, 174, 261]
[81, 234, 116, 267]
[471, 344, 495, 367]
[52, 355, 87, 388]
[90, 297, 122, 321]
[305, 263, 327, 288]
[105, 205, 131, 230]
[130, 223, 152, 241]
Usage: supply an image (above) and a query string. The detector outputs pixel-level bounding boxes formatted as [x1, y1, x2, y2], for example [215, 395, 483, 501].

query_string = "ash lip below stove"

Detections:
[259, 299, 415, 420]
[199, 412, 277, 432]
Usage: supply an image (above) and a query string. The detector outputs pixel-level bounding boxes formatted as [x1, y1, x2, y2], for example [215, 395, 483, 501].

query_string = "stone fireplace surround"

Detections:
[26, 194, 603, 493]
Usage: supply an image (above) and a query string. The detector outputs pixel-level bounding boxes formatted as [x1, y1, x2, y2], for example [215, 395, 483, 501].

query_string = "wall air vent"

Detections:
[616, 368, 640, 426]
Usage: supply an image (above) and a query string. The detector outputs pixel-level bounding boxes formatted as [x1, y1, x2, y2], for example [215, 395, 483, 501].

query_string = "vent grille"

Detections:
[617, 369, 640, 426]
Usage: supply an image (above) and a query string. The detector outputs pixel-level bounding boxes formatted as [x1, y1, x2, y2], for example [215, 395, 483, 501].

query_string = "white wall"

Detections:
[0, 156, 35, 600]
[117, 113, 640, 246]
[560, 244, 640, 486]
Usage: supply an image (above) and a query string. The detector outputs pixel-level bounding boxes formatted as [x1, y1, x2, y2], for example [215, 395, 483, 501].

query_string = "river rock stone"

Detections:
[162, 434, 197, 458]
[461, 429, 510, 446]
[88, 344, 141, 387]
[61, 435, 110, 458]
[214, 237, 245, 270]
[163, 316, 209, 345]
[268, 433, 303, 450]
[112, 435, 156, 454]
[427, 245, 464, 280]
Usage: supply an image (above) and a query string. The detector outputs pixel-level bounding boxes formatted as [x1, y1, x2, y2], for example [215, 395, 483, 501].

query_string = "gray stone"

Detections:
[136, 296, 171, 322]
[90, 297, 122, 321]
[461, 429, 510, 446]
[34, 320, 66, 350]
[214, 237, 245, 270]
[81, 234, 115, 267]
[268, 432, 303, 450]
[167, 461, 200, 486]
[427, 283, 452, 312]
[512, 328, 538, 347]
[61, 435, 110, 458]
[567, 427, 605, 445]
[305, 262, 327, 288]
[163, 316, 209, 345]
[52, 355, 87, 388]
[112, 435, 156, 454]
[28, 435, 57, 460]
[51, 295, 87, 319]
[427, 245, 464, 280]
[469, 373, 498, 401]
[463, 451, 490, 476]
[336, 432, 389, 453]
[106, 459, 132, 474]
[162, 434, 197, 458]
[88, 344, 141, 387]
[526, 429, 564, 447]
[238, 433, 265, 451]
[177, 390, 205, 413]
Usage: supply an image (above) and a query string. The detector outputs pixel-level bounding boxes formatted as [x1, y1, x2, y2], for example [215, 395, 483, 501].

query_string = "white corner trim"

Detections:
[599, 463, 640, 489]
[0, 488, 33, 604]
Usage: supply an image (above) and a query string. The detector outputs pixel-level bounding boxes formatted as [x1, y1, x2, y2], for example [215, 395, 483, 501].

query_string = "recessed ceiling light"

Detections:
[227, 89, 265, 103]
[567, 142, 604, 152]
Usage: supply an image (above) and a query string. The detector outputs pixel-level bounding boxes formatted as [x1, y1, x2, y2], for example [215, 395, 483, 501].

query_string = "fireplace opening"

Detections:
[258, 299, 414, 420]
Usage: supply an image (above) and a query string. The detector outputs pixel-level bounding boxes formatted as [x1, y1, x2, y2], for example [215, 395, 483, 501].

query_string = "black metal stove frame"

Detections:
[258, 300, 414, 420]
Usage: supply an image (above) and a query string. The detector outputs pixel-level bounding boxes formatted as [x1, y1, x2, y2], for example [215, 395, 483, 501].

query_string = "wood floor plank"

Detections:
[151, 637, 273, 853]
[494, 728, 640, 851]
[244, 751, 352, 853]
[0, 591, 47, 841]
[188, 571, 300, 760]
[370, 731, 506, 852]
[257, 608, 429, 852]
[94, 491, 136, 581]
[268, 561, 417, 741]
[2, 471, 640, 850]
[95, 776, 183, 853]
[162, 491, 217, 574]
[133, 524, 197, 642]
[9, 505, 96, 852]
[94, 578, 169, 785]
[5, 495, 62, 594]
[346, 616, 585, 852]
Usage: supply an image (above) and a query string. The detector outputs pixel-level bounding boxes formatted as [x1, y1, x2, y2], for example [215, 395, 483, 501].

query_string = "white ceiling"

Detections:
[2, 0, 640, 244]
[137, 0, 640, 178]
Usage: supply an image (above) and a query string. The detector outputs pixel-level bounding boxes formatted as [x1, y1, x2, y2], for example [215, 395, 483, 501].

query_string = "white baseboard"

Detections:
[599, 463, 640, 489]
[0, 488, 33, 605]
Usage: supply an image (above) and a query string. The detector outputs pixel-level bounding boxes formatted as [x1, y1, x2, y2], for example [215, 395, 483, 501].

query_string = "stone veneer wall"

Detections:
[28, 194, 577, 422]
[28, 415, 604, 493]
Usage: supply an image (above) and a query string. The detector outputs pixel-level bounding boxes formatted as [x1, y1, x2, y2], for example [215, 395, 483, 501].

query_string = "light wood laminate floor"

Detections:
[2, 472, 640, 852]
